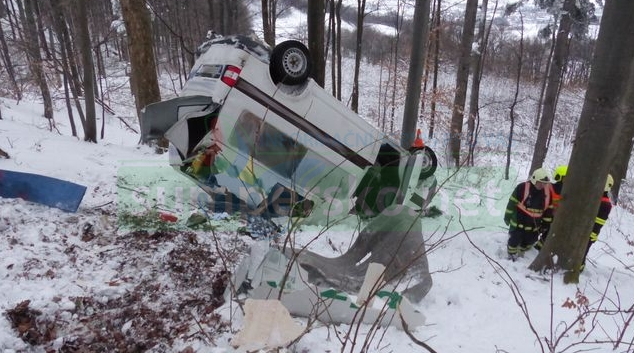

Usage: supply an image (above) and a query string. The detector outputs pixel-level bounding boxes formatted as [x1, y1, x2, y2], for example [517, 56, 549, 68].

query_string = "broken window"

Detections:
[231, 113, 307, 179]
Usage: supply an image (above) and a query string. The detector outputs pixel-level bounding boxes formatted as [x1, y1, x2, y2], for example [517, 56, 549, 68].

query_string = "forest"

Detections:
[1, 0, 634, 351]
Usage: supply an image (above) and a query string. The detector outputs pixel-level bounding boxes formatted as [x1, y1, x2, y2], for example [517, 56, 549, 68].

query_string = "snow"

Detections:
[2, 78, 634, 353]
[1, 1, 632, 351]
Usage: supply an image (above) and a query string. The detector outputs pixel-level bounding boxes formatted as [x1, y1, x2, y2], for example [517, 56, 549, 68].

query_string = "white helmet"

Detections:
[605, 174, 614, 192]
[530, 168, 551, 185]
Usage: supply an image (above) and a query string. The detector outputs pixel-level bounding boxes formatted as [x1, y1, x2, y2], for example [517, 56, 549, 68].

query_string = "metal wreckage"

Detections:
[140, 34, 439, 337]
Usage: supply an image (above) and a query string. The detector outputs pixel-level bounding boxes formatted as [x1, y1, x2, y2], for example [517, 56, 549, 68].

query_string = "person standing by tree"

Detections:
[534, 164, 567, 249]
[504, 168, 554, 261]
[580, 174, 614, 272]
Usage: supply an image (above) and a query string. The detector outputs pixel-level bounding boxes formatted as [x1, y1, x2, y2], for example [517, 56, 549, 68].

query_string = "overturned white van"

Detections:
[140, 35, 437, 222]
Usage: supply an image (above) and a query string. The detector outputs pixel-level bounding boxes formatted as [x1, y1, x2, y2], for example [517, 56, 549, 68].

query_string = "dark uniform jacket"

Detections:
[591, 192, 613, 242]
[504, 181, 554, 233]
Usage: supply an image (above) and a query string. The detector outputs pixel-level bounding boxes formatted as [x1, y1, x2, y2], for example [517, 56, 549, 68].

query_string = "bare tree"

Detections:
[533, 27, 555, 129]
[22, 0, 53, 126]
[448, 0, 478, 167]
[120, 0, 162, 123]
[529, 0, 594, 173]
[0, 2, 21, 101]
[400, 0, 431, 148]
[529, 0, 634, 282]
[505, 10, 524, 180]
[49, 0, 82, 137]
[428, 0, 442, 139]
[350, 0, 366, 113]
[466, 0, 490, 165]
[75, 0, 97, 142]
[262, 0, 277, 46]
[308, 0, 325, 87]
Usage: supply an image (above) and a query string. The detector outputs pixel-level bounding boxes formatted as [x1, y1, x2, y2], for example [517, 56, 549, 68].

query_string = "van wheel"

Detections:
[270, 40, 311, 85]
[412, 146, 437, 179]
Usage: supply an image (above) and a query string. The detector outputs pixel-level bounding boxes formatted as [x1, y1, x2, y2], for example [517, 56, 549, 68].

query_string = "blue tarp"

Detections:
[0, 170, 87, 212]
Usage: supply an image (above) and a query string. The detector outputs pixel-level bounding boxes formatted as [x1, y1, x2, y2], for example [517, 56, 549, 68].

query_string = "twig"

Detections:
[191, 310, 215, 344]
[91, 201, 113, 209]
[398, 309, 438, 353]
[115, 115, 139, 134]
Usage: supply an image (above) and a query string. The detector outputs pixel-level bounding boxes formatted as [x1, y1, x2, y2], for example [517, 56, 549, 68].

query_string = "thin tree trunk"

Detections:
[448, 0, 478, 167]
[534, 30, 555, 129]
[329, 0, 337, 97]
[336, 0, 342, 100]
[400, 0, 431, 148]
[467, 0, 489, 165]
[0, 23, 21, 100]
[351, 0, 366, 113]
[529, 0, 574, 173]
[388, 5, 402, 134]
[23, 0, 53, 126]
[506, 13, 525, 180]
[428, 0, 441, 139]
[75, 0, 97, 142]
[308, 0, 325, 87]
[33, 0, 50, 59]
[262, 0, 276, 47]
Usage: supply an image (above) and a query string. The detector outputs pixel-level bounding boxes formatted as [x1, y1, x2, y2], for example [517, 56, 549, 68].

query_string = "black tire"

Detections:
[269, 40, 312, 85]
[411, 146, 437, 179]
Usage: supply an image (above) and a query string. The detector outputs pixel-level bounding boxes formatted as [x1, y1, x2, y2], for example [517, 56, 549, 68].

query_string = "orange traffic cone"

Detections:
[412, 129, 424, 148]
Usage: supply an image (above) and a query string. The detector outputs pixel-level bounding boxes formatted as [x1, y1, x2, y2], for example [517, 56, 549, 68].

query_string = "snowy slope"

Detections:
[2, 89, 634, 352]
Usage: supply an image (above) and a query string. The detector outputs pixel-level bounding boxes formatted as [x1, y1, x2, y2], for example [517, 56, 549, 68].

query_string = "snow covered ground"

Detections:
[0, 1, 631, 348]
[2, 84, 634, 352]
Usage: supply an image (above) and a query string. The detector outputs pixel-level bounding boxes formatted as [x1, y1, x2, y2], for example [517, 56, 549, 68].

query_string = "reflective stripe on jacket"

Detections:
[504, 181, 553, 232]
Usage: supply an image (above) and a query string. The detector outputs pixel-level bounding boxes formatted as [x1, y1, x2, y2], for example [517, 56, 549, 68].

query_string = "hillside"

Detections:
[1, 57, 634, 351]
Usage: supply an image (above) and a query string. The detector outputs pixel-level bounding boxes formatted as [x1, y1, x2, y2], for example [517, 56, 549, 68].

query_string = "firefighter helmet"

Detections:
[605, 174, 614, 192]
[553, 165, 568, 182]
[530, 168, 551, 185]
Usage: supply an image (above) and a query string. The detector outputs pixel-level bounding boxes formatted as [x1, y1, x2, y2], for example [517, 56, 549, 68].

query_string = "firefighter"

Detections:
[580, 174, 614, 272]
[534, 164, 567, 250]
[504, 168, 554, 261]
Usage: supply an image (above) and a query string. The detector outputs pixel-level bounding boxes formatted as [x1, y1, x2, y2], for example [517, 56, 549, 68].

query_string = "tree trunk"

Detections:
[534, 30, 556, 129]
[75, 0, 97, 142]
[610, 62, 634, 203]
[428, 0, 441, 140]
[529, 0, 634, 282]
[50, 0, 83, 99]
[351, 0, 366, 113]
[308, 0, 325, 87]
[448, 0, 478, 167]
[335, 0, 342, 100]
[329, 0, 337, 97]
[388, 4, 402, 134]
[50, 0, 77, 137]
[506, 13, 525, 180]
[529, 0, 574, 173]
[33, 0, 50, 59]
[22, 0, 53, 125]
[400, 0, 431, 148]
[467, 0, 489, 165]
[0, 21, 21, 100]
[120, 0, 162, 123]
[262, 0, 276, 47]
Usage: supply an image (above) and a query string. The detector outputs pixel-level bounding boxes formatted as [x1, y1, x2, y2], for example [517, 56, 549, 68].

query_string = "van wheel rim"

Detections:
[283, 48, 307, 78]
